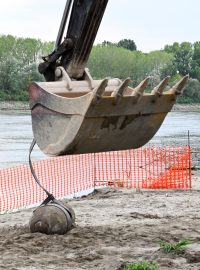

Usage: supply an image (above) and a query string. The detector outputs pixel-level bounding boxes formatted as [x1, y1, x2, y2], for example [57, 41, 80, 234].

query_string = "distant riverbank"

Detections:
[172, 104, 200, 112]
[0, 101, 29, 111]
[0, 101, 200, 112]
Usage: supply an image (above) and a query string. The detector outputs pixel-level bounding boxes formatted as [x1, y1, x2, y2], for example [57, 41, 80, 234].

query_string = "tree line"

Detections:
[0, 35, 199, 103]
[0, 35, 53, 101]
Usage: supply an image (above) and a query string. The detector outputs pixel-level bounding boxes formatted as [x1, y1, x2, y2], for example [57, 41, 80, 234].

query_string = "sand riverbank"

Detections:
[0, 170, 200, 270]
[0, 101, 29, 111]
[0, 101, 200, 112]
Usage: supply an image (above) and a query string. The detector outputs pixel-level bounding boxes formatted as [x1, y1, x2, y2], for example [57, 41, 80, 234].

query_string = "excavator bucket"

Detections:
[29, 0, 189, 156]
[29, 68, 188, 156]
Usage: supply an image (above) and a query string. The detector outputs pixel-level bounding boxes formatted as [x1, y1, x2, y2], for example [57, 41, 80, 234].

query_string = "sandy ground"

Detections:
[0, 170, 199, 270]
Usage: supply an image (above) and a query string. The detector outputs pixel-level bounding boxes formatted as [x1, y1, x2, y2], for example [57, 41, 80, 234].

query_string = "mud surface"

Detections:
[0, 170, 200, 270]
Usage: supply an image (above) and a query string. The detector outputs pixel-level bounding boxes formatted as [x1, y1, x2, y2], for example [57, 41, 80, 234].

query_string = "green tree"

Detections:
[191, 41, 200, 81]
[0, 55, 20, 94]
[177, 78, 200, 103]
[164, 42, 193, 75]
[0, 35, 16, 57]
[102, 40, 117, 47]
[117, 39, 137, 51]
[0, 35, 53, 100]
[88, 45, 173, 87]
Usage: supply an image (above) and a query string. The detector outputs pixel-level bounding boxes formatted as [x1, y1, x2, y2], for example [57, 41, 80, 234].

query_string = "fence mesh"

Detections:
[0, 146, 191, 213]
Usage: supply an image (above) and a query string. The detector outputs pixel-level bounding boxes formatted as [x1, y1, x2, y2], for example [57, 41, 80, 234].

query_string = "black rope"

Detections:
[29, 139, 55, 204]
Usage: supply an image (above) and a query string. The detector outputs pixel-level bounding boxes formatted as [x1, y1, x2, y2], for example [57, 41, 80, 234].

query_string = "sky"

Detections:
[0, 0, 199, 52]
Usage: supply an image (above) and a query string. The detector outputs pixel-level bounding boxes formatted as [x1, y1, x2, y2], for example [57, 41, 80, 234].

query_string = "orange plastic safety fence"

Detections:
[94, 147, 191, 189]
[0, 146, 191, 213]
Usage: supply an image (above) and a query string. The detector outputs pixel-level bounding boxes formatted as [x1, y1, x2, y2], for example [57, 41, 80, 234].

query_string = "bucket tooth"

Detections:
[111, 78, 131, 103]
[151, 76, 170, 96]
[55, 67, 73, 90]
[84, 68, 95, 89]
[169, 75, 189, 95]
[131, 77, 149, 100]
[92, 78, 108, 103]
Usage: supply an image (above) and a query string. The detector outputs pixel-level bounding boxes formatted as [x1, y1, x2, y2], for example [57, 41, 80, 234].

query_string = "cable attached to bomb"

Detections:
[28, 139, 73, 228]
[29, 139, 55, 205]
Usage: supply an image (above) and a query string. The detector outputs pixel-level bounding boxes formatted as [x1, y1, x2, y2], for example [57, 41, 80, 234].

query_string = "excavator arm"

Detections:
[28, 0, 188, 156]
[38, 0, 108, 81]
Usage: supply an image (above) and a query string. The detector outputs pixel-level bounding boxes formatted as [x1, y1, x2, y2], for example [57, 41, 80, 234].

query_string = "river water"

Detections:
[0, 111, 199, 169]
